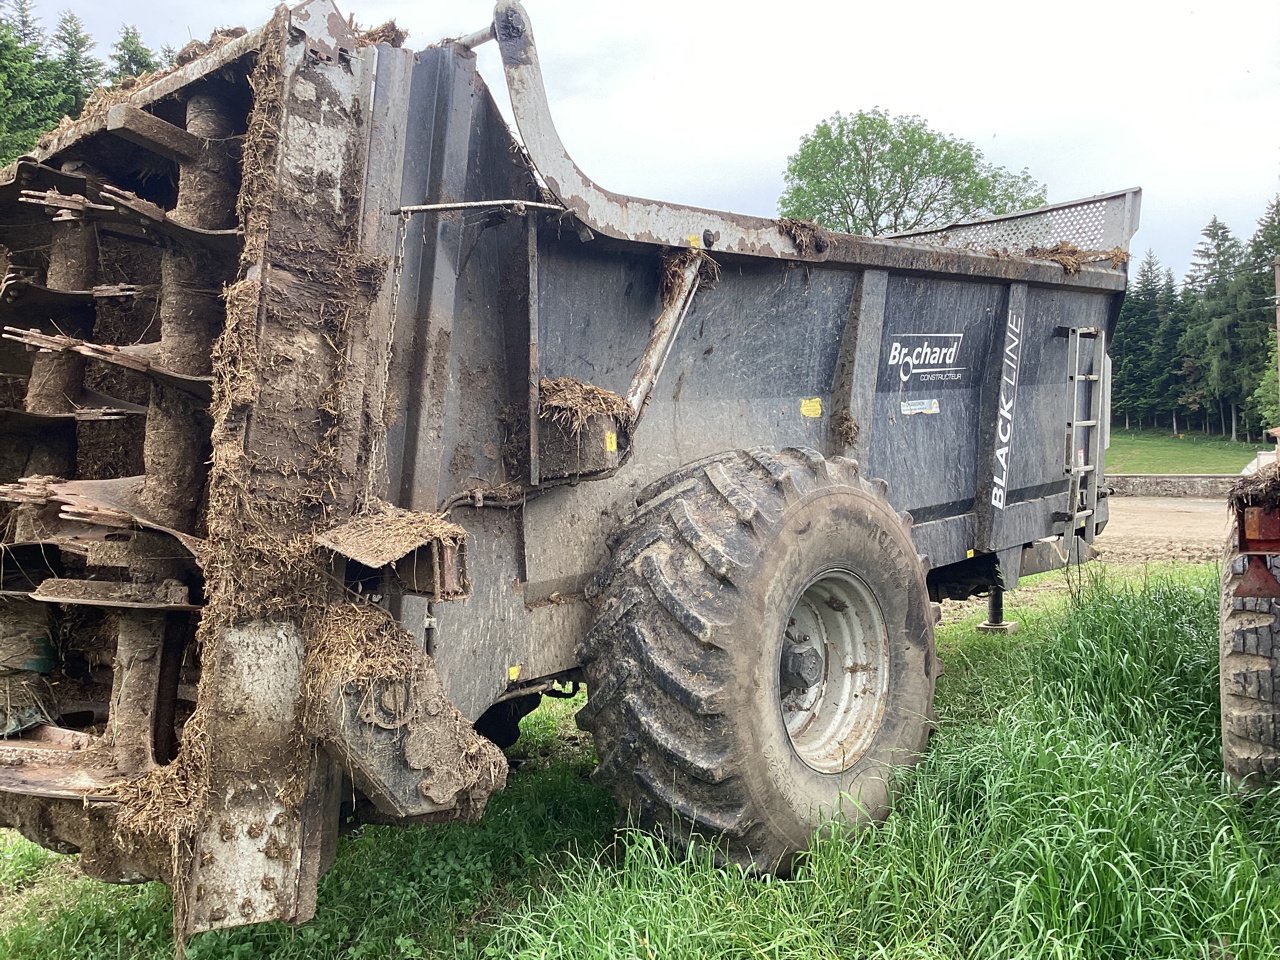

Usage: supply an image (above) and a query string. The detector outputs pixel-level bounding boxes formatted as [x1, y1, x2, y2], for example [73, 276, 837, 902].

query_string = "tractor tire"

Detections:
[577, 447, 936, 871]
[1221, 516, 1280, 785]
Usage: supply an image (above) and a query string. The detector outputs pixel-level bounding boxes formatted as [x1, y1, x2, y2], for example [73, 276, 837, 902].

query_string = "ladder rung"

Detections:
[1069, 465, 1096, 475]
[1068, 419, 1098, 428]
[1070, 374, 1100, 381]
[1052, 509, 1096, 523]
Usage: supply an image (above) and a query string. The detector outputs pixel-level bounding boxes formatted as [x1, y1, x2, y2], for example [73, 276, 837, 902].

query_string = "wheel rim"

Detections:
[779, 568, 889, 773]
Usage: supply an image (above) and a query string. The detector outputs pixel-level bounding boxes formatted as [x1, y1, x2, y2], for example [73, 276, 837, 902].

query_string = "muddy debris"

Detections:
[777, 217, 829, 256]
[1024, 241, 1131, 274]
[1229, 461, 1280, 511]
[538, 376, 631, 435]
[834, 410, 859, 448]
[659, 248, 719, 308]
[317, 499, 465, 568]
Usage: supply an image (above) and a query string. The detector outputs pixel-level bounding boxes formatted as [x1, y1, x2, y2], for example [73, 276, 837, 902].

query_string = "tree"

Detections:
[50, 11, 102, 117]
[0, 20, 65, 164]
[0, 0, 43, 46]
[778, 108, 1046, 236]
[1111, 250, 1162, 428]
[1242, 198, 1280, 430]
[108, 24, 158, 84]
[1181, 216, 1258, 440]
[159, 44, 177, 69]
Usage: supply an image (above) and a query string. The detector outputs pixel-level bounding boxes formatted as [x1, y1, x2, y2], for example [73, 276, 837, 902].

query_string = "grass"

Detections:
[1106, 427, 1269, 474]
[5, 565, 1280, 958]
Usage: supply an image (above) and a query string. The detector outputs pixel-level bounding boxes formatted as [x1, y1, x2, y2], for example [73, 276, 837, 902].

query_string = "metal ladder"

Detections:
[1060, 325, 1107, 542]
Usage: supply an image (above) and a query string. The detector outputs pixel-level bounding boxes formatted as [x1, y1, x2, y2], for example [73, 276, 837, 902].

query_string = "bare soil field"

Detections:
[1094, 496, 1226, 566]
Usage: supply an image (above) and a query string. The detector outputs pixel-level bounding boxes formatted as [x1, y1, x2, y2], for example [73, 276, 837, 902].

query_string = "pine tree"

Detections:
[1242, 197, 1280, 429]
[1151, 269, 1190, 432]
[108, 24, 158, 84]
[50, 11, 102, 117]
[0, 0, 43, 46]
[0, 20, 65, 164]
[159, 44, 177, 69]
[1183, 217, 1248, 438]
[1112, 250, 1162, 428]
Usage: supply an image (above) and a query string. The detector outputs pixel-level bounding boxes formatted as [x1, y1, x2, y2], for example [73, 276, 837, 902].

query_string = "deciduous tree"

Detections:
[778, 109, 1046, 236]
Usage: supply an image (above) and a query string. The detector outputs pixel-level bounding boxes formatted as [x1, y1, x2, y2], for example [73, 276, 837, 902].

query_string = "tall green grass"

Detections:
[485, 572, 1280, 960]
[4, 569, 1280, 959]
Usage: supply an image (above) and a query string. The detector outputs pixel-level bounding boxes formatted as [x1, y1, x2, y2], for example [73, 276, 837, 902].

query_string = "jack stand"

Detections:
[977, 586, 1019, 634]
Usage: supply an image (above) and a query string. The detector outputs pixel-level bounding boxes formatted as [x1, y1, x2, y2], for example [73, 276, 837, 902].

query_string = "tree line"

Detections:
[0, 0, 167, 164]
[1111, 199, 1280, 442]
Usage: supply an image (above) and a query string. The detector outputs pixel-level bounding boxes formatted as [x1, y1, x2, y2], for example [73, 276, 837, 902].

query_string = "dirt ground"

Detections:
[1093, 495, 1227, 566]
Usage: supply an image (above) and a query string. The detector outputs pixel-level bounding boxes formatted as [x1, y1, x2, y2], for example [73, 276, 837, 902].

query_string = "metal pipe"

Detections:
[625, 259, 702, 423]
[455, 24, 494, 49]
[392, 199, 564, 216]
[987, 587, 1004, 626]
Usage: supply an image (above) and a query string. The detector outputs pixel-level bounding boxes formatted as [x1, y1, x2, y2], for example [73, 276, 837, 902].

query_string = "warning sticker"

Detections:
[605, 431, 618, 453]
[901, 399, 940, 416]
[800, 397, 823, 418]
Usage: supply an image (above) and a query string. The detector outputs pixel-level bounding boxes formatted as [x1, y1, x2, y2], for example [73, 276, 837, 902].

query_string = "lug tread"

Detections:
[640, 552, 716, 644]
[634, 766, 748, 838]
[670, 499, 741, 582]
[704, 462, 759, 525]
[1220, 522, 1280, 785]
[622, 690, 732, 784]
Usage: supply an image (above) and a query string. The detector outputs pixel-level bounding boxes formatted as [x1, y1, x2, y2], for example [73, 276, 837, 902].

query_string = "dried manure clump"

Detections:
[539, 376, 631, 435]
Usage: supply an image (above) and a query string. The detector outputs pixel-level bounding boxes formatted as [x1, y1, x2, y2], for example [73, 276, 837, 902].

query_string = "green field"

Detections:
[1106, 427, 1269, 474]
[5, 567, 1280, 959]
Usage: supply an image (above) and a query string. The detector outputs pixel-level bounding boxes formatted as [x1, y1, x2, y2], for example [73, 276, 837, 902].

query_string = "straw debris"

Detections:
[660, 248, 720, 308]
[834, 411, 860, 448]
[355, 20, 409, 48]
[318, 500, 464, 569]
[777, 217, 829, 257]
[1230, 462, 1280, 512]
[539, 376, 631, 435]
[39, 26, 250, 147]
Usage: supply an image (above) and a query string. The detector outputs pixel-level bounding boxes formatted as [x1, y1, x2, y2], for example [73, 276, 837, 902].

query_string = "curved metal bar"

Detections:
[491, 1, 827, 261]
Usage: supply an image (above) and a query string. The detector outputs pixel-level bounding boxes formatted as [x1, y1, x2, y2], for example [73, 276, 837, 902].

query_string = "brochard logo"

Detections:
[886, 333, 966, 383]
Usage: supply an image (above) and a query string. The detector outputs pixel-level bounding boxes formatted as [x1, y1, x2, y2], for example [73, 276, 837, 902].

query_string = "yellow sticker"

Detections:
[605, 430, 618, 453]
[800, 397, 823, 418]
[686, 234, 702, 248]
[966, 549, 975, 559]
[507, 664, 522, 683]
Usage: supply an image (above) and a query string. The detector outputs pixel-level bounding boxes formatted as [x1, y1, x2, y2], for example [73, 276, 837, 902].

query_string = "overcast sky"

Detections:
[39, 0, 1280, 280]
